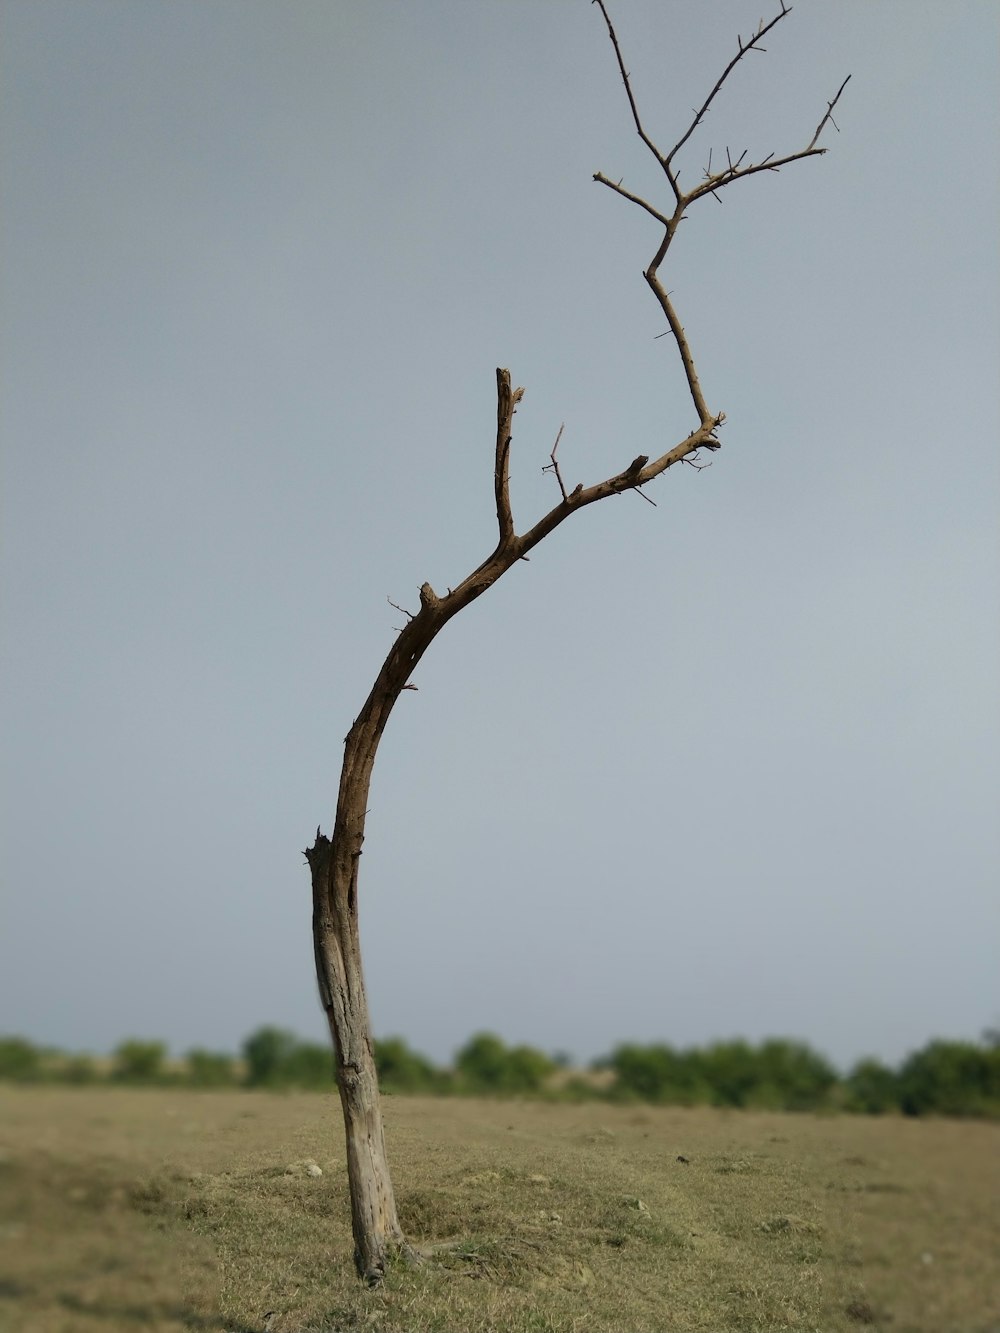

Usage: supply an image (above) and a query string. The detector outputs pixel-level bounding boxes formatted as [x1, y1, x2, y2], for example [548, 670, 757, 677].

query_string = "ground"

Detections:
[1, 1087, 997, 1332]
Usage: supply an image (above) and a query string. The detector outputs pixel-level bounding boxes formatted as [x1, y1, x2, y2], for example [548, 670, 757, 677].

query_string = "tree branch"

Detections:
[664, 4, 792, 173]
[644, 270, 714, 425]
[685, 76, 851, 204]
[494, 367, 522, 550]
[590, 0, 679, 203]
[591, 2, 849, 424]
[592, 172, 672, 228]
[595, 3, 849, 216]
[542, 423, 568, 501]
[808, 75, 852, 151]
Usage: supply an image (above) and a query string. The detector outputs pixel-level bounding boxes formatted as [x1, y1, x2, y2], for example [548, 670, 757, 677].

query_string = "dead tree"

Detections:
[306, 2, 848, 1283]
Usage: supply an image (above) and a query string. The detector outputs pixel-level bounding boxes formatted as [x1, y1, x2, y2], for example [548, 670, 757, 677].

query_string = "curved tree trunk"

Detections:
[305, 368, 718, 1280]
[305, 373, 525, 1281]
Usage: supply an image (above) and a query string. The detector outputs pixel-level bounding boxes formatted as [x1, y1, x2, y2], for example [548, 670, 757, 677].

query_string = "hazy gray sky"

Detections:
[2, 1, 997, 1072]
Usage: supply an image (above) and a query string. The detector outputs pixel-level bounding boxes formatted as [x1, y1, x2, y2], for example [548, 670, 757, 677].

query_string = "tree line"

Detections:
[1, 1028, 998, 1119]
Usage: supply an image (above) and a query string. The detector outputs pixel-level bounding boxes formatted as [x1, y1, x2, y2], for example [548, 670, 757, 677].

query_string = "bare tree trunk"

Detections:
[305, 833, 406, 1283]
[306, 3, 847, 1284]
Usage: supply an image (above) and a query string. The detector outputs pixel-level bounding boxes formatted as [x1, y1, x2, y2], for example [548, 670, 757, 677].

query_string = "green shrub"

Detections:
[609, 1043, 709, 1105]
[505, 1044, 555, 1092]
[0, 1036, 42, 1082]
[283, 1041, 334, 1089]
[241, 1027, 333, 1089]
[697, 1040, 762, 1107]
[456, 1032, 509, 1090]
[845, 1057, 900, 1114]
[375, 1036, 441, 1093]
[898, 1040, 1000, 1118]
[62, 1054, 100, 1085]
[185, 1049, 237, 1087]
[608, 1038, 836, 1110]
[455, 1032, 554, 1094]
[754, 1039, 838, 1111]
[242, 1027, 299, 1087]
[112, 1039, 167, 1084]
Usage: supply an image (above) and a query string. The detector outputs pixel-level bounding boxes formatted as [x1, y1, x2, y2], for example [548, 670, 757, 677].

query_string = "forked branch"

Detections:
[542, 423, 568, 502]
[591, 0, 848, 437]
[664, 4, 793, 173]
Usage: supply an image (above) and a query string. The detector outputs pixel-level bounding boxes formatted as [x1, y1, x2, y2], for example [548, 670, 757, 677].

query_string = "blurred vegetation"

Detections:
[112, 1039, 168, 1084]
[240, 1026, 337, 1089]
[2, 1027, 999, 1118]
[186, 1047, 239, 1088]
[454, 1032, 555, 1094]
[375, 1034, 448, 1094]
[604, 1038, 837, 1110]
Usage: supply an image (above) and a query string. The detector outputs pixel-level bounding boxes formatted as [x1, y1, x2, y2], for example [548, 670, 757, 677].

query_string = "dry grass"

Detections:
[1, 1088, 997, 1333]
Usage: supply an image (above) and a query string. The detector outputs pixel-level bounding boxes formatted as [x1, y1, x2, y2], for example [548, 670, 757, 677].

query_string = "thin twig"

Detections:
[541, 423, 568, 501]
[664, 3, 791, 172]
[590, 0, 678, 200]
[592, 172, 672, 227]
[593, 2, 849, 428]
[807, 75, 852, 150]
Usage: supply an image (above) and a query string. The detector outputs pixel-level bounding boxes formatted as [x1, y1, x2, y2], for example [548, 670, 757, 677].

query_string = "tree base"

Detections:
[360, 1240, 424, 1287]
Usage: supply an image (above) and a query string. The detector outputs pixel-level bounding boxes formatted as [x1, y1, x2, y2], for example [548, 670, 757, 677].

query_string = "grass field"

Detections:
[1, 1088, 997, 1333]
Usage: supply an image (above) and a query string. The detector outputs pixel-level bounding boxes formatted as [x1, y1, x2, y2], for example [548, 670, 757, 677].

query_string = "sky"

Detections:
[2, 1, 997, 1075]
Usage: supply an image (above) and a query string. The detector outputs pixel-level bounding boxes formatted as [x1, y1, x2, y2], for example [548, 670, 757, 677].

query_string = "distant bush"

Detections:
[609, 1038, 837, 1111]
[455, 1032, 508, 1090]
[751, 1039, 839, 1111]
[282, 1041, 334, 1090]
[185, 1049, 238, 1088]
[897, 1040, 1000, 1118]
[242, 1027, 332, 1089]
[0, 1038, 103, 1084]
[609, 1043, 709, 1105]
[0, 1036, 42, 1082]
[112, 1039, 167, 1084]
[456, 1032, 554, 1094]
[695, 1039, 762, 1108]
[62, 1054, 100, 1085]
[845, 1057, 900, 1114]
[506, 1044, 556, 1092]
[242, 1027, 299, 1087]
[374, 1036, 442, 1094]
[5, 1026, 998, 1119]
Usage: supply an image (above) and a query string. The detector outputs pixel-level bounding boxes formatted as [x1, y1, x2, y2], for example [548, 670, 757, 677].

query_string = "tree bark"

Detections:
[305, 833, 407, 1283]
